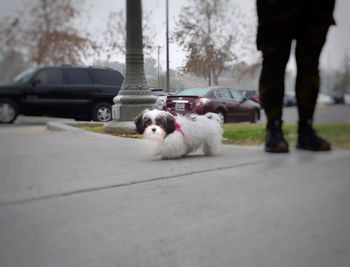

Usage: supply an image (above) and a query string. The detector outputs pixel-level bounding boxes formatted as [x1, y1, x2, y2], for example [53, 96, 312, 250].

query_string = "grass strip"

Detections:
[223, 123, 350, 148]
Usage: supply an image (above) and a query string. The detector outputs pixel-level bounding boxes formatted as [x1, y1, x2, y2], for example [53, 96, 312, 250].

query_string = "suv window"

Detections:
[92, 69, 123, 86]
[34, 68, 63, 85]
[67, 68, 93, 84]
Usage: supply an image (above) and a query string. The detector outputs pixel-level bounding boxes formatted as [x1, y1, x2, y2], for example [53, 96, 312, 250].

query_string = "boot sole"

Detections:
[265, 143, 289, 153]
[296, 144, 331, 152]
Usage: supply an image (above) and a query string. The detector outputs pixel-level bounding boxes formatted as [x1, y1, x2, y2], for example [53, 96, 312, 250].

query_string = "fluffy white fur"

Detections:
[135, 109, 223, 159]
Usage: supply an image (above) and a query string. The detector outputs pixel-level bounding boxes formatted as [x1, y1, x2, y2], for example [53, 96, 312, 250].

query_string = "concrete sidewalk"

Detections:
[0, 123, 350, 267]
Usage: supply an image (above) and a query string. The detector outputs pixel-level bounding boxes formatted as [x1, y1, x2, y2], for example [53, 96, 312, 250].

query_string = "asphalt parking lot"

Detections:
[7, 104, 350, 126]
[259, 104, 350, 124]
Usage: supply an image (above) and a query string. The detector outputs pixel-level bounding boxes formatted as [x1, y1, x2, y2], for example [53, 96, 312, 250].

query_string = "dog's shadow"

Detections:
[150, 153, 215, 161]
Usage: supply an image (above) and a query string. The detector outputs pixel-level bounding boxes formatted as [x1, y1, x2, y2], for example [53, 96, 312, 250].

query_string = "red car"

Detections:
[164, 87, 261, 123]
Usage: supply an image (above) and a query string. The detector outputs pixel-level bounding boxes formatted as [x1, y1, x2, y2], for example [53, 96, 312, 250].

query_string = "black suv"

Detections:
[0, 66, 124, 123]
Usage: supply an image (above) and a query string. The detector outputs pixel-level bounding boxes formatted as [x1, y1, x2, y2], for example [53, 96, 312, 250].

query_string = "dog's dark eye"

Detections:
[155, 117, 164, 126]
[144, 118, 152, 127]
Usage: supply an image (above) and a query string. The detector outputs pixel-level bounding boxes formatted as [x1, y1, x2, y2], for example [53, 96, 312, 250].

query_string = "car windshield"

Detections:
[13, 68, 37, 83]
[177, 87, 212, 96]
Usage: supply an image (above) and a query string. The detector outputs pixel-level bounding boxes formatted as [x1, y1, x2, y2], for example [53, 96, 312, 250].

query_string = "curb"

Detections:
[46, 121, 104, 132]
[46, 121, 138, 136]
[46, 122, 83, 132]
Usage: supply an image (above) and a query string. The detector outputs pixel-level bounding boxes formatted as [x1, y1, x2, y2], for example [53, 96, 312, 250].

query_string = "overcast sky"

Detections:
[1, 0, 349, 72]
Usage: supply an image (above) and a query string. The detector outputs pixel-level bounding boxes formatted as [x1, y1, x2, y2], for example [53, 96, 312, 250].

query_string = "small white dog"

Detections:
[135, 109, 223, 159]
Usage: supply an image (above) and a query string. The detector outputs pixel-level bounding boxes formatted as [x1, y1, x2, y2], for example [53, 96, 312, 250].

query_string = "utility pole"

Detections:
[157, 45, 161, 87]
[166, 0, 170, 92]
[207, 13, 212, 86]
[343, 51, 350, 95]
[327, 51, 331, 93]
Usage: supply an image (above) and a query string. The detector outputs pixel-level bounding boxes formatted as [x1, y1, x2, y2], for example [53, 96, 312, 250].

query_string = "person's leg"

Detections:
[259, 41, 292, 123]
[295, 22, 331, 151]
[295, 31, 327, 124]
[258, 36, 293, 153]
[256, 0, 298, 153]
[259, 40, 293, 153]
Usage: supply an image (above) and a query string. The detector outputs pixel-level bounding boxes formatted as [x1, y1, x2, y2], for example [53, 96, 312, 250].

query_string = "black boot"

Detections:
[265, 120, 289, 153]
[297, 120, 331, 151]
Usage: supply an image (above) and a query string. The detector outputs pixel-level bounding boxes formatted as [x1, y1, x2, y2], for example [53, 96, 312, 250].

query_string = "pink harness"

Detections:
[174, 122, 185, 137]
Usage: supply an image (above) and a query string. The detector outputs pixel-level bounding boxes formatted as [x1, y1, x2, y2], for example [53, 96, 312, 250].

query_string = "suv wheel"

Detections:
[0, 99, 18, 123]
[92, 102, 112, 122]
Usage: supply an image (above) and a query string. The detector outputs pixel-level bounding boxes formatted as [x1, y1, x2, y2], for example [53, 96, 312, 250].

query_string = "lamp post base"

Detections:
[103, 120, 136, 135]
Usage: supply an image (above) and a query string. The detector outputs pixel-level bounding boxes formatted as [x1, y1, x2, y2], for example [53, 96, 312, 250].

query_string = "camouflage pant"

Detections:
[257, 0, 335, 123]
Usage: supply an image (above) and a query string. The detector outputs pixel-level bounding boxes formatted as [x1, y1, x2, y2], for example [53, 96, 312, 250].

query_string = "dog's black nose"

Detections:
[151, 127, 156, 132]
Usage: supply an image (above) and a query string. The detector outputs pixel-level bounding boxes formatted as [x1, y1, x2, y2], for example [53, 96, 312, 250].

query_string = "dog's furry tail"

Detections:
[204, 112, 223, 125]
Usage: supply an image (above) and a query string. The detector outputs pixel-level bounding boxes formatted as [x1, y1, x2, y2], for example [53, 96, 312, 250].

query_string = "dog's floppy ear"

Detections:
[134, 112, 145, 134]
[165, 112, 176, 135]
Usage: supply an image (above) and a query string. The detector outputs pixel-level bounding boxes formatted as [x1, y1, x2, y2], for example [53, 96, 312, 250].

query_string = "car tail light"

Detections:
[194, 98, 209, 107]
[250, 95, 259, 103]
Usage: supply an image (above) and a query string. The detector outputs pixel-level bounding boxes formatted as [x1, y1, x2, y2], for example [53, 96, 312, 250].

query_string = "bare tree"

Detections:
[0, 50, 30, 81]
[175, 0, 250, 85]
[101, 8, 156, 62]
[0, 0, 96, 66]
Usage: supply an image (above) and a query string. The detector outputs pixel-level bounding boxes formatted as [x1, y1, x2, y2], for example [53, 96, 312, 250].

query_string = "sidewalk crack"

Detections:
[0, 160, 262, 207]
